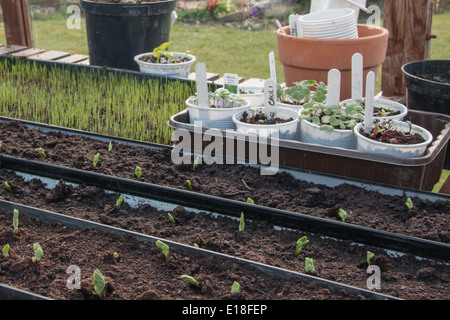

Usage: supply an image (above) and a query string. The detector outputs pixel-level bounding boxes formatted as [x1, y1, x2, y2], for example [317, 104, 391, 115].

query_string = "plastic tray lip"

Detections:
[0, 284, 53, 300]
[0, 198, 400, 301]
[2, 155, 449, 261]
[168, 109, 450, 167]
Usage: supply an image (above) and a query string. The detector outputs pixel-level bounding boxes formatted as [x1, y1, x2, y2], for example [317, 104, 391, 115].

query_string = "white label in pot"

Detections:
[264, 78, 277, 115]
[223, 73, 239, 94]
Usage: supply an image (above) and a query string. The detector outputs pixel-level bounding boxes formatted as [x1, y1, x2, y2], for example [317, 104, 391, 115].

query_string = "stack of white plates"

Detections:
[299, 8, 358, 39]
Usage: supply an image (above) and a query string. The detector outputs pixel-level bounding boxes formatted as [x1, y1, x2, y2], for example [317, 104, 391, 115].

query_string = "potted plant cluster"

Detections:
[276, 80, 328, 114]
[134, 42, 197, 78]
[340, 98, 408, 122]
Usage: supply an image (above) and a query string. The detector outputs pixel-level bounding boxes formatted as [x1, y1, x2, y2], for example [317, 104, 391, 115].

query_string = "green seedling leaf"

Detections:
[186, 180, 193, 191]
[193, 243, 199, 248]
[108, 141, 113, 152]
[156, 240, 169, 258]
[93, 153, 100, 167]
[180, 275, 200, 287]
[4, 181, 12, 192]
[93, 268, 106, 297]
[338, 208, 347, 222]
[231, 281, 240, 294]
[2, 244, 10, 257]
[367, 251, 375, 266]
[239, 212, 245, 232]
[13, 209, 19, 235]
[168, 213, 176, 224]
[116, 195, 123, 208]
[135, 166, 142, 179]
[246, 198, 254, 204]
[35, 147, 47, 159]
[405, 197, 413, 210]
[113, 252, 119, 262]
[32, 242, 43, 263]
[305, 257, 315, 273]
[295, 236, 309, 256]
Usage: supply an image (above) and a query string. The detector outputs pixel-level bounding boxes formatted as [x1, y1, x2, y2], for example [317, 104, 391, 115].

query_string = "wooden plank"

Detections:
[55, 54, 89, 64]
[76, 59, 90, 65]
[240, 78, 266, 88]
[0, 44, 28, 55]
[188, 72, 220, 82]
[28, 50, 71, 61]
[10, 48, 45, 58]
[1, 0, 33, 47]
[381, 0, 433, 97]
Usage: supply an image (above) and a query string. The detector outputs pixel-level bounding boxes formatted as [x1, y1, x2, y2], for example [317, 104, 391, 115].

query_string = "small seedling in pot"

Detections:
[239, 212, 245, 232]
[13, 209, 19, 235]
[93, 153, 100, 167]
[2, 244, 10, 258]
[338, 208, 347, 222]
[405, 197, 414, 210]
[93, 268, 106, 297]
[4, 181, 12, 192]
[31, 242, 43, 263]
[135, 166, 142, 179]
[116, 195, 123, 208]
[186, 180, 193, 191]
[367, 251, 375, 266]
[305, 257, 315, 273]
[168, 213, 176, 224]
[231, 281, 240, 294]
[295, 236, 309, 256]
[180, 275, 200, 288]
[35, 147, 47, 159]
[156, 240, 170, 258]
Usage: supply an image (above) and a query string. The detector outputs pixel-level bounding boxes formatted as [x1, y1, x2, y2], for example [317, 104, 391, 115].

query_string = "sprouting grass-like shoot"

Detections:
[186, 180, 193, 191]
[108, 141, 113, 152]
[246, 198, 254, 204]
[93, 268, 106, 297]
[156, 240, 170, 258]
[168, 213, 176, 224]
[116, 195, 123, 208]
[239, 212, 245, 232]
[13, 209, 19, 235]
[405, 197, 414, 210]
[180, 275, 200, 288]
[367, 251, 375, 266]
[135, 166, 142, 179]
[32, 242, 43, 263]
[305, 257, 315, 273]
[93, 153, 100, 167]
[35, 147, 47, 159]
[2, 244, 10, 258]
[295, 236, 309, 256]
[4, 181, 12, 192]
[338, 208, 347, 222]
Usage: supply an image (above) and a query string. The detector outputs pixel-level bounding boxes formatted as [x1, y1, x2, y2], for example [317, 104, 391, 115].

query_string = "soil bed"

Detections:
[0, 120, 448, 245]
[0, 169, 448, 300]
[240, 111, 294, 125]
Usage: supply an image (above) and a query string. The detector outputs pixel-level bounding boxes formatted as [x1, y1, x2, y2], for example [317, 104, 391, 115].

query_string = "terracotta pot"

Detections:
[277, 24, 389, 101]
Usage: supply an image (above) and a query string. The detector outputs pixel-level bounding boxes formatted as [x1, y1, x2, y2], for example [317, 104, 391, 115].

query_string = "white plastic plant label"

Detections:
[289, 14, 298, 36]
[223, 73, 239, 94]
[351, 53, 363, 101]
[264, 78, 277, 115]
[364, 71, 376, 134]
[195, 63, 209, 107]
[327, 68, 341, 106]
[269, 51, 277, 84]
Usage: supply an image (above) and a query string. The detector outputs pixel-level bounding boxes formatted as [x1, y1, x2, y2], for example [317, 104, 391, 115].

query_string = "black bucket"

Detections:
[80, 0, 177, 71]
[402, 60, 450, 115]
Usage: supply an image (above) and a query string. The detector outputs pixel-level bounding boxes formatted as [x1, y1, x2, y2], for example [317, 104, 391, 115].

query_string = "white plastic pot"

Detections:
[232, 107, 300, 140]
[238, 85, 265, 108]
[301, 119, 357, 149]
[354, 121, 433, 158]
[340, 98, 408, 121]
[134, 52, 196, 78]
[187, 97, 251, 130]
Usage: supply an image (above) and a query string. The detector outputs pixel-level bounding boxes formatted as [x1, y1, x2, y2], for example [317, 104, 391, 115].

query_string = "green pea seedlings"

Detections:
[338, 208, 347, 222]
[13, 209, 19, 235]
[135, 166, 142, 179]
[93, 268, 106, 297]
[367, 251, 375, 266]
[231, 281, 240, 294]
[168, 212, 176, 224]
[295, 236, 309, 256]
[239, 212, 245, 232]
[2, 244, 10, 258]
[405, 197, 414, 210]
[113, 252, 119, 262]
[156, 240, 169, 258]
[35, 147, 47, 159]
[180, 275, 200, 288]
[246, 198, 254, 204]
[305, 257, 315, 273]
[186, 180, 193, 191]
[32, 242, 43, 263]
[116, 194, 123, 208]
[4, 181, 12, 192]
[93, 153, 100, 167]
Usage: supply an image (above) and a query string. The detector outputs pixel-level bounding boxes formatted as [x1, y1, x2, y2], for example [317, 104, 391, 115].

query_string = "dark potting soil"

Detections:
[0, 120, 448, 245]
[358, 127, 426, 145]
[240, 111, 294, 125]
[418, 74, 450, 85]
[0, 170, 449, 300]
[139, 55, 190, 64]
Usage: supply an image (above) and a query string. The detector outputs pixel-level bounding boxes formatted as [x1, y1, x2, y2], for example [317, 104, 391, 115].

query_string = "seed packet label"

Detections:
[264, 78, 277, 115]
[352, 53, 363, 101]
[195, 63, 209, 107]
[364, 71, 376, 133]
[223, 73, 239, 94]
[289, 14, 298, 37]
[269, 51, 276, 84]
[327, 68, 341, 106]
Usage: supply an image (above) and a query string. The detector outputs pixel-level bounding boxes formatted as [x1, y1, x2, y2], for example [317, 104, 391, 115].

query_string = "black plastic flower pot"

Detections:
[80, 0, 177, 71]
